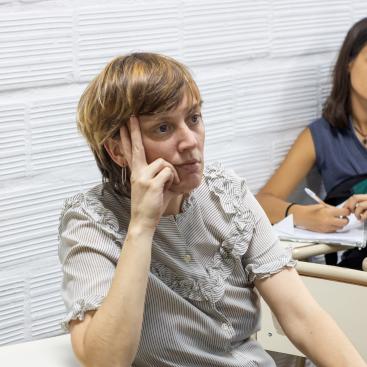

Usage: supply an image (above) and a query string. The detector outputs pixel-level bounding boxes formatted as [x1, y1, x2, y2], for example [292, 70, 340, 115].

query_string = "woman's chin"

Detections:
[170, 175, 202, 194]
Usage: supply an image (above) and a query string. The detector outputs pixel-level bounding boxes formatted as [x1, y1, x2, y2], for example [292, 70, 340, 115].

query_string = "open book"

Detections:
[273, 213, 366, 248]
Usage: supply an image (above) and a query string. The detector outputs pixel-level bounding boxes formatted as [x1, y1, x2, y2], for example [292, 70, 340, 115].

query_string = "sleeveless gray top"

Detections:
[309, 117, 367, 193]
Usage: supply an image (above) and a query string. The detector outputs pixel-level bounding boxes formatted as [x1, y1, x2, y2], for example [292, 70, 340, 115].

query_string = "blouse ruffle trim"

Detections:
[152, 163, 256, 304]
[151, 261, 212, 302]
[59, 191, 121, 239]
[205, 163, 255, 256]
[204, 163, 256, 301]
[60, 295, 105, 331]
[245, 247, 297, 283]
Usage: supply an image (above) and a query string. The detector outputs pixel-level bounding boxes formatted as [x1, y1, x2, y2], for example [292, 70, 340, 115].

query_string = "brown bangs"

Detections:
[126, 54, 201, 116]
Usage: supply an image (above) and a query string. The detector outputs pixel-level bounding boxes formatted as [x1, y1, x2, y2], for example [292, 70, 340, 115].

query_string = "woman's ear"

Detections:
[104, 138, 127, 168]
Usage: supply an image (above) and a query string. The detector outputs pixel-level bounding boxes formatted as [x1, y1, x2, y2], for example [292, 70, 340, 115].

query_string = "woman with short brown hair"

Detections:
[59, 52, 366, 367]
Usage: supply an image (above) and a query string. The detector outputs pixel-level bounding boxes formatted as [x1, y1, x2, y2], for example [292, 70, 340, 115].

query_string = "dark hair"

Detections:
[323, 18, 367, 129]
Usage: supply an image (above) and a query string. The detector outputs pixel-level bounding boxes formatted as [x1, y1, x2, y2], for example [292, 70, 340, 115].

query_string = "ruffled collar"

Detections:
[170, 162, 229, 219]
[204, 162, 238, 214]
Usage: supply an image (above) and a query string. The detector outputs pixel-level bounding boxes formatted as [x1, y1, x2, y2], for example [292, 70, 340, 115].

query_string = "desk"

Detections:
[257, 241, 367, 362]
[284, 240, 350, 260]
[0, 334, 79, 367]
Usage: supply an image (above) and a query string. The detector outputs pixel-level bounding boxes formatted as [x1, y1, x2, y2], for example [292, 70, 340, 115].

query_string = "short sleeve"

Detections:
[58, 193, 123, 330]
[241, 189, 296, 283]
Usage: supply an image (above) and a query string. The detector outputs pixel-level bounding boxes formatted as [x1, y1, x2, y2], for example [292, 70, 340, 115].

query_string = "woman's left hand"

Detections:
[342, 194, 367, 221]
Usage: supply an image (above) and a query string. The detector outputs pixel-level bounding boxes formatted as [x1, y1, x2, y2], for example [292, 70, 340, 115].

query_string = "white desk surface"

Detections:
[281, 240, 349, 260]
[0, 334, 79, 367]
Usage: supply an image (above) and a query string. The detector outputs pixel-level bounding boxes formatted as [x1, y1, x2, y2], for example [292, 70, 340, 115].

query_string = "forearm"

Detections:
[283, 303, 366, 367]
[82, 223, 154, 367]
[257, 269, 366, 367]
[256, 192, 295, 224]
[256, 192, 334, 231]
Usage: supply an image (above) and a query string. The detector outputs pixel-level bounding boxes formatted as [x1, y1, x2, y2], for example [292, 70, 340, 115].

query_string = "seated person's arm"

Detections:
[69, 311, 95, 366]
[67, 226, 154, 367]
[256, 128, 349, 232]
[255, 268, 366, 367]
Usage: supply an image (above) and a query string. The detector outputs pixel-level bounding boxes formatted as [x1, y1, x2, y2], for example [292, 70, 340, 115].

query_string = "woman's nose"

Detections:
[177, 124, 197, 151]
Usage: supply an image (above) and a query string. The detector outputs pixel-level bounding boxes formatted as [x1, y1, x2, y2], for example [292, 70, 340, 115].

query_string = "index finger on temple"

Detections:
[119, 125, 132, 167]
[129, 115, 147, 167]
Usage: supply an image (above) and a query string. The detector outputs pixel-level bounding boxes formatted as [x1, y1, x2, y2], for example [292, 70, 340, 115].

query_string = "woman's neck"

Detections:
[163, 193, 185, 216]
[351, 92, 367, 131]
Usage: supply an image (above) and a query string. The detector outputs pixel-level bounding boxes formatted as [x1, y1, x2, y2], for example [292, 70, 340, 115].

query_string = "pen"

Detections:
[304, 187, 348, 220]
[304, 187, 328, 207]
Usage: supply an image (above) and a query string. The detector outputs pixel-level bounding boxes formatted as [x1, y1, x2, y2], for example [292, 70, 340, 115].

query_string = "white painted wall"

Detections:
[0, 0, 365, 345]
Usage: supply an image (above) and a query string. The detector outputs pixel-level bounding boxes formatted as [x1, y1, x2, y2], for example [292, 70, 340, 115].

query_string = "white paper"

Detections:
[275, 213, 295, 234]
[273, 213, 365, 248]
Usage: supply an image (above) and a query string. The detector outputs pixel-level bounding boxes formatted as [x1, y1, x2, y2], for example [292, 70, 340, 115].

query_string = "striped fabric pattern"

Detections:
[58, 163, 295, 367]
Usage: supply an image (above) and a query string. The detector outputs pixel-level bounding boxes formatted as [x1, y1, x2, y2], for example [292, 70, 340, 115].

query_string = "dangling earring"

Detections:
[121, 165, 127, 185]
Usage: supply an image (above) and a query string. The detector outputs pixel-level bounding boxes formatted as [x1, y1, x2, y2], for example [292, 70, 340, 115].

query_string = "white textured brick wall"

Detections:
[0, 0, 366, 346]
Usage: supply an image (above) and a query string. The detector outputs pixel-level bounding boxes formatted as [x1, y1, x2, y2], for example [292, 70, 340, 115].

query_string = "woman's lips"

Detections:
[175, 161, 201, 173]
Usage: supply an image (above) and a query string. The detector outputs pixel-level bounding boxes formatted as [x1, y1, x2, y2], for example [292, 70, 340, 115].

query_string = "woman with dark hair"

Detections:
[257, 18, 367, 268]
[58, 52, 366, 366]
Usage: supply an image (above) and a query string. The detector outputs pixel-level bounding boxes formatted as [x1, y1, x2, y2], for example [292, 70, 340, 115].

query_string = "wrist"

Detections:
[290, 204, 317, 228]
[285, 202, 297, 218]
[127, 220, 156, 238]
[287, 203, 303, 225]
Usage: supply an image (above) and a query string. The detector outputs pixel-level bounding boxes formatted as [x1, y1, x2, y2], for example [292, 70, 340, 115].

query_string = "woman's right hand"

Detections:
[120, 116, 180, 230]
[295, 204, 350, 233]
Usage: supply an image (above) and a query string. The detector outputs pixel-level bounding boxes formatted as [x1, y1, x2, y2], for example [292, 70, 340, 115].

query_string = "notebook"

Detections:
[273, 213, 366, 248]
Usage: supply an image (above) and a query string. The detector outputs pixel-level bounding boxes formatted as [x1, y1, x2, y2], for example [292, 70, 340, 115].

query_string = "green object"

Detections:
[352, 178, 367, 194]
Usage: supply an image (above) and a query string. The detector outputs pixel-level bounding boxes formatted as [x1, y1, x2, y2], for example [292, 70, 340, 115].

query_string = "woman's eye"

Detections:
[154, 123, 170, 134]
[190, 113, 202, 125]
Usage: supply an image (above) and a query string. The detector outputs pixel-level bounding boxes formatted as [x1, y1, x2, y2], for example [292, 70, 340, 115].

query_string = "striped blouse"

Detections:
[58, 163, 295, 367]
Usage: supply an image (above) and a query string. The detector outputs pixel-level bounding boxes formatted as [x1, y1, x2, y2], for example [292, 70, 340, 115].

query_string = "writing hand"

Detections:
[302, 204, 350, 233]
